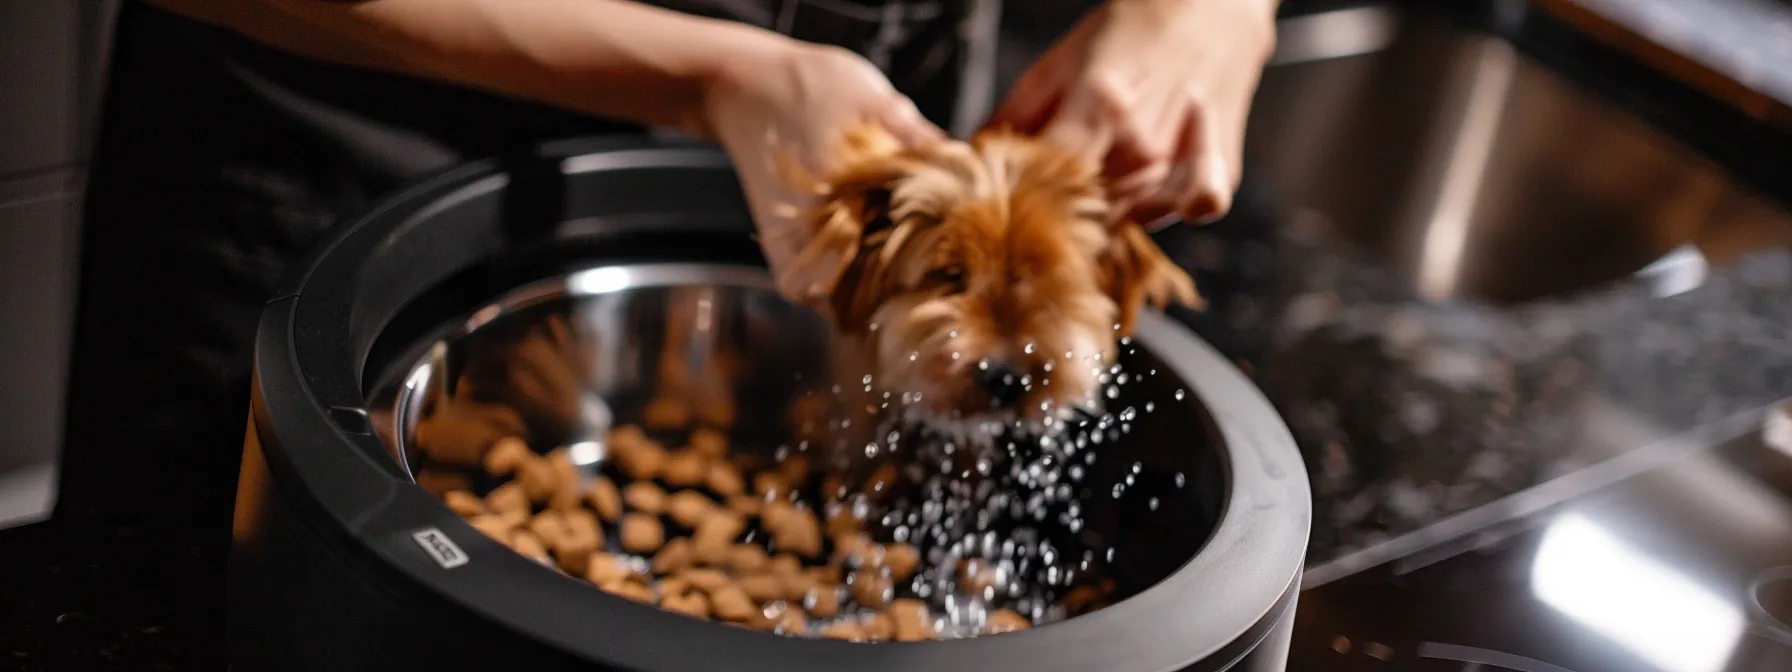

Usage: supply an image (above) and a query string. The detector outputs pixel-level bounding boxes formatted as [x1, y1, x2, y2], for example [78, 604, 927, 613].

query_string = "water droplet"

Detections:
[863, 374, 874, 385]
[1024, 342, 1036, 354]
[909, 351, 919, 362]
[952, 352, 962, 361]
[1148, 497, 1160, 511]
[1112, 323, 1123, 332]
[869, 322, 881, 331]
[1119, 336, 1132, 345]
[1111, 484, 1125, 499]
[1064, 350, 1075, 360]
[949, 330, 959, 339]
[1174, 389, 1186, 401]
[1144, 402, 1155, 413]
[1105, 387, 1119, 399]
[1175, 472, 1186, 488]
[865, 443, 879, 458]
[978, 359, 990, 371]
[1042, 361, 1054, 373]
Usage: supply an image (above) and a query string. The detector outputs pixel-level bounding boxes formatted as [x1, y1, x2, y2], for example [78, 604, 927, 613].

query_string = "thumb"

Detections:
[878, 95, 947, 147]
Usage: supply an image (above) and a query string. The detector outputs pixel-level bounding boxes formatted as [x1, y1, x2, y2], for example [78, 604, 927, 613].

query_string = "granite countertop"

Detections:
[1161, 207, 1792, 570]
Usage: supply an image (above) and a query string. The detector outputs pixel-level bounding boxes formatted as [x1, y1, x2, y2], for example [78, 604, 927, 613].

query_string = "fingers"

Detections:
[986, 64, 1065, 136]
[878, 95, 947, 147]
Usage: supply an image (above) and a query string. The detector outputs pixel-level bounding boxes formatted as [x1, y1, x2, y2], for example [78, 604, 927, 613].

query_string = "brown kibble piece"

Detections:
[585, 552, 629, 585]
[729, 544, 770, 574]
[769, 553, 802, 578]
[443, 490, 487, 518]
[486, 483, 529, 515]
[528, 510, 570, 547]
[496, 507, 530, 528]
[623, 482, 668, 515]
[415, 469, 472, 497]
[884, 544, 920, 581]
[662, 590, 712, 619]
[761, 501, 796, 530]
[609, 429, 667, 481]
[805, 584, 840, 619]
[516, 457, 559, 504]
[778, 455, 811, 487]
[863, 462, 900, 498]
[658, 576, 691, 598]
[752, 472, 790, 501]
[545, 449, 585, 512]
[862, 613, 894, 642]
[986, 610, 1031, 634]
[889, 599, 934, 642]
[555, 510, 603, 575]
[774, 508, 822, 559]
[849, 571, 892, 609]
[832, 533, 875, 567]
[603, 578, 654, 604]
[511, 529, 550, 560]
[483, 436, 533, 476]
[666, 491, 718, 529]
[737, 573, 783, 603]
[414, 404, 525, 467]
[689, 427, 728, 459]
[620, 514, 665, 554]
[959, 559, 997, 597]
[643, 396, 691, 430]
[820, 622, 863, 641]
[781, 571, 817, 603]
[678, 568, 732, 593]
[692, 513, 746, 566]
[586, 477, 623, 522]
[651, 538, 695, 575]
[468, 514, 514, 544]
[777, 609, 807, 635]
[725, 494, 762, 517]
[661, 451, 710, 488]
[705, 461, 746, 497]
[710, 584, 756, 622]
[819, 474, 848, 501]
[825, 506, 864, 542]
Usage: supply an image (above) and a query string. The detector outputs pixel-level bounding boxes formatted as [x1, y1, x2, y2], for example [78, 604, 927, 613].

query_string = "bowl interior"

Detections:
[365, 261, 1228, 630]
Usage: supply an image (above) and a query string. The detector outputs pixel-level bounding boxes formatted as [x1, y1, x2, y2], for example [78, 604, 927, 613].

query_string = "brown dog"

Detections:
[779, 126, 1201, 443]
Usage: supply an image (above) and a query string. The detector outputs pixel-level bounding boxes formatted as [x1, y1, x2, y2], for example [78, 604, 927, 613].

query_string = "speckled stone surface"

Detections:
[1563, 0, 1792, 107]
[1159, 207, 1792, 565]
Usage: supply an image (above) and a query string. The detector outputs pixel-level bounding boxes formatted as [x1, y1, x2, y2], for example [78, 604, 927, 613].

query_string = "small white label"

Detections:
[412, 527, 469, 569]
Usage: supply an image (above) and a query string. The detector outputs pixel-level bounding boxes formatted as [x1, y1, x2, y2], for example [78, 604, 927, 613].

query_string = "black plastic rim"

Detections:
[250, 136, 1312, 671]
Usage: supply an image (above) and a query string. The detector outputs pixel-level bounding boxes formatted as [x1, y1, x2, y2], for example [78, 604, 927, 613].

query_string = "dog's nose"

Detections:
[976, 361, 1028, 408]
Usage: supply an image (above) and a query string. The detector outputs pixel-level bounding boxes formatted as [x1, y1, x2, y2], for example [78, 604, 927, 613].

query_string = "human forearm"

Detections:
[141, 0, 799, 135]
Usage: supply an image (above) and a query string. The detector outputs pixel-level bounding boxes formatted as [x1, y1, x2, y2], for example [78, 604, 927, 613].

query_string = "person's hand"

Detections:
[700, 40, 946, 287]
[987, 0, 1278, 226]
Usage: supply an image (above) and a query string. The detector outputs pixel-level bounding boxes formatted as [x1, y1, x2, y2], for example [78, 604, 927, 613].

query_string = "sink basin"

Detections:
[1245, 5, 1792, 303]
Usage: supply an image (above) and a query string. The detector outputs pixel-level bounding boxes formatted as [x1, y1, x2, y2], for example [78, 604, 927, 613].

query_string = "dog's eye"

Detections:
[928, 265, 967, 291]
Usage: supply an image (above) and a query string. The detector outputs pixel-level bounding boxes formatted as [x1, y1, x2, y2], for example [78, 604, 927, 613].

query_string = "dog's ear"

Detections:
[778, 161, 908, 322]
[1100, 222, 1203, 335]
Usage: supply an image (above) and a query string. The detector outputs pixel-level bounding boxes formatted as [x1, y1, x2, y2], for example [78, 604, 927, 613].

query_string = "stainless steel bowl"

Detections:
[233, 137, 1310, 671]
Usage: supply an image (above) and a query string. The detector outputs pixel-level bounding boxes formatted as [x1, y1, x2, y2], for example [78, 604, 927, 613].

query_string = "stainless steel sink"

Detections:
[1245, 4, 1792, 303]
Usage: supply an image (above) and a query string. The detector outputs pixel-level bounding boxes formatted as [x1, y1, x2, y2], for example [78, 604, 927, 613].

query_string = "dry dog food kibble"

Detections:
[661, 451, 710, 488]
[586, 477, 623, 523]
[620, 513, 665, 554]
[622, 482, 668, 515]
[431, 422, 1082, 641]
[665, 491, 717, 529]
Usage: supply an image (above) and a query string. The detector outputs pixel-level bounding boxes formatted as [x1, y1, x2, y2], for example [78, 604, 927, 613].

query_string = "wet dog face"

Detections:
[781, 128, 1199, 434]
